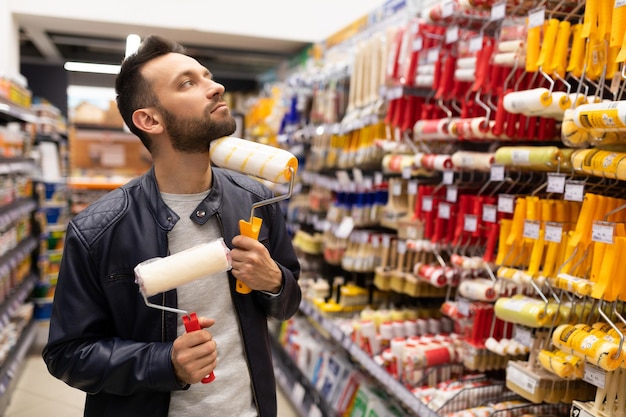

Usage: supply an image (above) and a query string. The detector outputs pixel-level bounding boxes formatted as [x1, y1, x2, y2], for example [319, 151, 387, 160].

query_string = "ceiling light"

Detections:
[64, 62, 120, 75]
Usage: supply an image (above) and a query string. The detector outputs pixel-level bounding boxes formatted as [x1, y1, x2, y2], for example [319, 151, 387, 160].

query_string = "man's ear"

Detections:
[132, 108, 163, 135]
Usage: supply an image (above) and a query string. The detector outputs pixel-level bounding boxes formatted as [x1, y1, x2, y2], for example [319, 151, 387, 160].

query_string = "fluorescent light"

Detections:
[125, 34, 141, 58]
[64, 62, 120, 75]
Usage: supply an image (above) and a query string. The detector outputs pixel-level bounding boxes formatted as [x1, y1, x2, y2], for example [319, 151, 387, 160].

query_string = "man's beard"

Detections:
[160, 105, 237, 153]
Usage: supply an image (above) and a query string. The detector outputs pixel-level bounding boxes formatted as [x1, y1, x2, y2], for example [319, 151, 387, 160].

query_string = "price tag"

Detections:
[457, 297, 470, 316]
[407, 180, 418, 195]
[490, 165, 505, 181]
[546, 173, 566, 194]
[428, 48, 440, 63]
[544, 222, 563, 243]
[497, 194, 515, 213]
[441, 0, 455, 17]
[523, 220, 540, 240]
[583, 363, 606, 389]
[392, 180, 402, 195]
[617, 0, 626, 7]
[506, 362, 538, 394]
[438, 202, 451, 219]
[402, 166, 412, 179]
[513, 325, 533, 348]
[482, 204, 497, 223]
[528, 7, 545, 29]
[335, 216, 355, 239]
[413, 36, 423, 52]
[464, 214, 478, 232]
[490, 1, 506, 20]
[592, 221, 614, 244]
[443, 170, 455, 185]
[572, 403, 596, 417]
[446, 185, 458, 203]
[564, 181, 584, 201]
[469, 35, 483, 53]
[446, 26, 459, 44]
[422, 196, 433, 212]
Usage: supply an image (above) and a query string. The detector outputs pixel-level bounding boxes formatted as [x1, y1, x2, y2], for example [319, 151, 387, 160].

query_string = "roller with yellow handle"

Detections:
[209, 136, 298, 294]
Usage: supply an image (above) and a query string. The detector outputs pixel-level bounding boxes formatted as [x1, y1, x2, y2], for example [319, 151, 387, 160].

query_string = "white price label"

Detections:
[408, 180, 418, 195]
[491, 1, 506, 20]
[413, 36, 423, 52]
[513, 325, 533, 348]
[469, 35, 483, 53]
[506, 363, 538, 394]
[482, 204, 497, 223]
[564, 181, 584, 201]
[402, 166, 412, 179]
[544, 223, 563, 243]
[441, 0, 455, 17]
[592, 221, 614, 244]
[335, 216, 355, 239]
[497, 194, 515, 213]
[457, 297, 470, 316]
[438, 202, 451, 219]
[523, 220, 540, 240]
[490, 165, 505, 181]
[446, 185, 458, 202]
[392, 181, 402, 195]
[428, 48, 440, 63]
[464, 214, 478, 232]
[446, 26, 459, 44]
[511, 149, 530, 164]
[422, 196, 433, 212]
[583, 363, 606, 389]
[546, 173, 566, 194]
[528, 7, 545, 28]
[443, 170, 455, 184]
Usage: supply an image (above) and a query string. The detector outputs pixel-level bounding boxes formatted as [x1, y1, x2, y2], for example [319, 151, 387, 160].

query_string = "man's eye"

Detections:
[181, 80, 194, 87]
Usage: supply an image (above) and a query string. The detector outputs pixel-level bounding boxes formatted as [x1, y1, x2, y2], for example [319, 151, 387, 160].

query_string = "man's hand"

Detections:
[171, 317, 217, 384]
[231, 235, 282, 293]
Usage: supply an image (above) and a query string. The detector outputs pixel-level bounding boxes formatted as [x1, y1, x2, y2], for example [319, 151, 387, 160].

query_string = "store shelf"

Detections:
[0, 97, 37, 124]
[0, 317, 37, 415]
[298, 300, 438, 417]
[271, 336, 338, 417]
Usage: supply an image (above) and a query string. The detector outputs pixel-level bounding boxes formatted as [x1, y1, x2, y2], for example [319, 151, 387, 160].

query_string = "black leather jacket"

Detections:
[42, 167, 301, 417]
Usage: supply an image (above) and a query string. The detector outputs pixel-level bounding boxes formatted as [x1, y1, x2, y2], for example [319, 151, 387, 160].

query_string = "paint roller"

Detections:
[134, 238, 233, 383]
[209, 136, 298, 294]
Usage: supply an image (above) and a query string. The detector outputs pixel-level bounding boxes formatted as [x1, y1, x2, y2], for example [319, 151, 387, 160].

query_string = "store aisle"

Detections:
[5, 349, 300, 417]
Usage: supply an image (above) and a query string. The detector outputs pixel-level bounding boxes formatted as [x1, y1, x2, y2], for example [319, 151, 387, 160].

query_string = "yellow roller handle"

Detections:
[553, 21, 571, 78]
[236, 217, 263, 294]
[612, 3, 626, 48]
[526, 23, 542, 73]
[581, 0, 598, 39]
[568, 24, 586, 77]
[537, 18, 560, 73]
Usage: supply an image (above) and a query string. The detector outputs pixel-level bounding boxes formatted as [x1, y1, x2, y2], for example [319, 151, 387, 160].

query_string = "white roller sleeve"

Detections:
[135, 238, 232, 297]
[210, 136, 298, 184]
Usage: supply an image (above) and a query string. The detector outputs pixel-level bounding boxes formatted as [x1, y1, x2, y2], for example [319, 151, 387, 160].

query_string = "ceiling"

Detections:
[13, 1, 390, 92]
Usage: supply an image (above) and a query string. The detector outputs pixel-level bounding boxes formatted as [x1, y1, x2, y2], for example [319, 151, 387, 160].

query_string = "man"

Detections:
[42, 35, 301, 417]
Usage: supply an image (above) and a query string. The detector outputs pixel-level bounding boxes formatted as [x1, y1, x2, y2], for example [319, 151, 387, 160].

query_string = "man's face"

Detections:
[142, 53, 236, 153]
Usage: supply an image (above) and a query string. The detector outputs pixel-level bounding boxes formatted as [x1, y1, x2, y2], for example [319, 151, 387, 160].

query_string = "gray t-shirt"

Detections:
[162, 191, 256, 417]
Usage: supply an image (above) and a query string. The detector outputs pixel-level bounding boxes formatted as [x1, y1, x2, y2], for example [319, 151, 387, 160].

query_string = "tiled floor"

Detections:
[4, 349, 300, 417]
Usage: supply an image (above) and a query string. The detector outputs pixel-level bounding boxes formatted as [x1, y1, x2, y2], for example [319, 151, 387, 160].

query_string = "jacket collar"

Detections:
[139, 166, 224, 230]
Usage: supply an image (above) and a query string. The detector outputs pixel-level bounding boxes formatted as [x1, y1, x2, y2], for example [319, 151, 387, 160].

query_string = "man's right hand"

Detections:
[171, 317, 217, 384]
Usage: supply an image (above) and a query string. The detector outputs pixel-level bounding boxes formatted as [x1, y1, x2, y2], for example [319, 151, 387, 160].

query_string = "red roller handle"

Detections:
[183, 313, 216, 383]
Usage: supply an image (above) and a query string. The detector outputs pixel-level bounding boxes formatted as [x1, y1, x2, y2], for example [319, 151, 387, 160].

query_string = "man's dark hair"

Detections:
[115, 35, 186, 150]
